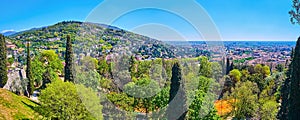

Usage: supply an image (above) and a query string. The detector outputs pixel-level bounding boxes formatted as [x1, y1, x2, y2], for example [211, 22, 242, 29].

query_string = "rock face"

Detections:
[4, 69, 28, 95]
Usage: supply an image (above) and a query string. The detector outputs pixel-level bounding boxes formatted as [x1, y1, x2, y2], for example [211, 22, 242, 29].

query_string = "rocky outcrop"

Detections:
[4, 68, 28, 95]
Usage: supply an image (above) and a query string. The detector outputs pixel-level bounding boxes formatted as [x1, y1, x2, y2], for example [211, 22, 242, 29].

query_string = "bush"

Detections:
[38, 80, 103, 119]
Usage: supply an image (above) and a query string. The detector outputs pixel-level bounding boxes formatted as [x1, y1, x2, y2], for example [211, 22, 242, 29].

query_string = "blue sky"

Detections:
[1, 0, 300, 41]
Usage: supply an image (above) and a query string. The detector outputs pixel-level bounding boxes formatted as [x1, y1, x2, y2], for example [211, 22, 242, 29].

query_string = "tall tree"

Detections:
[280, 53, 292, 119]
[166, 62, 188, 120]
[0, 34, 8, 88]
[287, 0, 300, 118]
[288, 37, 300, 119]
[226, 57, 231, 75]
[26, 42, 34, 97]
[278, 48, 294, 119]
[64, 35, 74, 82]
[129, 55, 137, 78]
[220, 57, 226, 75]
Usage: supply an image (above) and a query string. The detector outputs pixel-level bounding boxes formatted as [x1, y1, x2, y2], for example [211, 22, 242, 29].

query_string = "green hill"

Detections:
[8, 21, 177, 59]
[0, 89, 39, 120]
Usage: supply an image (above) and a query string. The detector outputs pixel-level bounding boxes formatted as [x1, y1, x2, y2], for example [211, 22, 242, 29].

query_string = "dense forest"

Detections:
[1, 0, 300, 119]
[0, 30, 297, 119]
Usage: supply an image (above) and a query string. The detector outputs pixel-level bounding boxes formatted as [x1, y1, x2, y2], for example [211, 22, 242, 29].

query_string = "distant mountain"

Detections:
[8, 21, 178, 59]
[1, 30, 17, 36]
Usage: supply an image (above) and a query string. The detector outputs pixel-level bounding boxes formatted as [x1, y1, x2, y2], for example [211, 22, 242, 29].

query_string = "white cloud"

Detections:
[0, 29, 15, 33]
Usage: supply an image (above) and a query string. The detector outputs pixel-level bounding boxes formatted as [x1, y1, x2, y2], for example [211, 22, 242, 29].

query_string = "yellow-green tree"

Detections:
[38, 80, 103, 119]
[229, 69, 242, 83]
[39, 50, 63, 88]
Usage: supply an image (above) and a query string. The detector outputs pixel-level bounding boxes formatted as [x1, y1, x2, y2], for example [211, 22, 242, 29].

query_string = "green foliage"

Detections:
[107, 92, 134, 112]
[0, 34, 8, 87]
[163, 59, 176, 82]
[124, 78, 160, 98]
[99, 77, 112, 90]
[31, 57, 45, 87]
[254, 64, 263, 74]
[188, 89, 206, 120]
[99, 39, 105, 44]
[289, 0, 300, 24]
[74, 68, 100, 91]
[211, 62, 223, 81]
[248, 73, 265, 91]
[38, 50, 63, 88]
[124, 78, 161, 116]
[240, 69, 250, 82]
[259, 100, 279, 120]
[277, 47, 293, 120]
[184, 73, 199, 93]
[136, 60, 152, 78]
[202, 107, 221, 120]
[288, 37, 300, 119]
[225, 81, 259, 119]
[229, 69, 242, 83]
[198, 56, 212, 78]
[76, 84, 103, 119]
[276, 64, 284, 72]
[258, 79, 279, 120]
[150, 59, 166, 86]
[166, 62, 188, 120]
[226, 58, 231, 75]
[38, 80, 103, 119]
[26, 42, 34, 96]
[233, 57, 254, 63]
[188, 76, 220, 120]
[64, 35, 74, 82]
[262, 65, 271, 77]
[151, 86, 170, 111]
[129, 56, 137, 78]
[101, 43, 113, 52]
[7, 57, 14, 65]
[40, 50, 63, 71]
[97, 57, 110, 77]
[254, 64, 271, 78]
[81, 56, 98, 70]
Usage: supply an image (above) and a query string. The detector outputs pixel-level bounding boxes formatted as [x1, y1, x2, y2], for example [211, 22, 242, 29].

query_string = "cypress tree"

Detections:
[0, 34, 8, 88]
[64, 35, 74, 82]
[278, 47, 294, 120]
[226, 57, 231, 75]
[286, 1, 300, 118]
[166, 62, 188, 120]
[288, 37, 300, 119]
[129, 55, 136, 78]
[26, 42, 34, 97]
[229, 61, 234, 73]
[221, 57, 226, 75]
